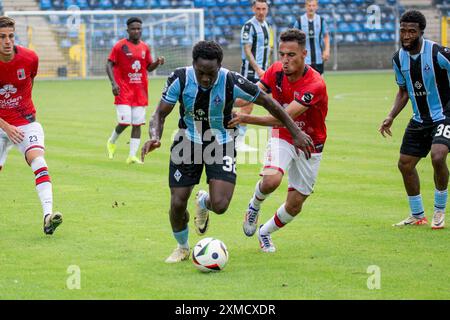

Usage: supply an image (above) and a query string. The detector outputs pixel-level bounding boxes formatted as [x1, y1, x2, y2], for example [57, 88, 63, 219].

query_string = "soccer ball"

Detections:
[192, 237, 229, 272]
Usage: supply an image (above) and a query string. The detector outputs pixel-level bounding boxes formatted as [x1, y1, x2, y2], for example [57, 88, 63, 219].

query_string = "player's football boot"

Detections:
[392, 215, 428, 227]
[243, 204, 260, 237]
[43, 212, 63, 235]
[432, 211, 445, 230]
[126, 156, 143, 165]
[165, 247, 190, 263]
[257, 225, 276, 253]
[194, 190, 210, 236]
[107, 140, 116, 159]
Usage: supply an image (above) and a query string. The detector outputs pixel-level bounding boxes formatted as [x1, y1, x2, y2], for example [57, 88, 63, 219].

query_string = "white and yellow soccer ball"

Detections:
[192, 237, 229, 272]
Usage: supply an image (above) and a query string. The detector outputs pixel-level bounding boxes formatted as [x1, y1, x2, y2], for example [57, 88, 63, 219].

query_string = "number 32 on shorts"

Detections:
[435, 124, 450, 139]
[222, 156, 236, 174]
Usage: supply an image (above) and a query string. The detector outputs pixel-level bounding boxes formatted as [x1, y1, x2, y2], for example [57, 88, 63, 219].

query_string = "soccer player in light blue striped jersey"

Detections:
[141, 41, 314, 263]
[293, 0, 330, 75]
[379, 10, 450, 229]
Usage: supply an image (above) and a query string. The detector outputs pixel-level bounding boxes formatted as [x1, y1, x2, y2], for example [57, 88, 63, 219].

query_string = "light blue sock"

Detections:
[173, 227, 189, 249]
[408, 195, 425, 218]
[434, 189, 448, 212]
[198, 192, 209, 210]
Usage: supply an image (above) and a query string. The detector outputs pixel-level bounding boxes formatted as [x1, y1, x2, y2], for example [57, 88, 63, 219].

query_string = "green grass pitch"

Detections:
[0, 72, 449, 299]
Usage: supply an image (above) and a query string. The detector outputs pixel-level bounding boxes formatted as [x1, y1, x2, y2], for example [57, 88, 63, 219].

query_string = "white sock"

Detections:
[250, 181, 268, 210]
[31, 156, 53, 218]
[129, 138, 140, 157]
[260, 203, 294, 235]
[109, 129, 120, 144]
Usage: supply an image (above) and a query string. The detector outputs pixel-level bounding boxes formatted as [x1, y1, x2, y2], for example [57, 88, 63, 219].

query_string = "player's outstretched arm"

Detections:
[141, 100, 175, 162]
[229, 99, 308, 128]
[0, 118, 24, 144]
[253, 91, 314, 159]
[379, 87, 409, 138]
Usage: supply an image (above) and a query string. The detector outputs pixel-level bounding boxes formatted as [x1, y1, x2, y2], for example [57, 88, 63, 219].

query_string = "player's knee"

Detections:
[398, 159, 414, 173]
[431, 150, 448, 168]
[170, 198, 188, 215]
[261, 177, 282, 194]
[211, 199, 230, 215]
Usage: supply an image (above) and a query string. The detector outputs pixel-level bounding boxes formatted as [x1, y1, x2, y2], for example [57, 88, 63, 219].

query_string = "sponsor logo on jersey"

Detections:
[0, 84, 22, 109]
[194, 109, 208, 121]
[424, 64, 431, 72]
[414, 81, 423, 90]
[128, 60, 143, 83]
[132, 60, 141, 72]
[17, 69, 26, 80]
[0, 84, 17, 99]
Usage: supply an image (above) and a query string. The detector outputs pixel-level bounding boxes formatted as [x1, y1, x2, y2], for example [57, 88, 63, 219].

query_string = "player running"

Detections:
[230, 29, 328, 252]
[0, 16, 62, 235]
[379, 10, 450, 229]
[106, 17, 165, 164]
[141, 40, 314, 263]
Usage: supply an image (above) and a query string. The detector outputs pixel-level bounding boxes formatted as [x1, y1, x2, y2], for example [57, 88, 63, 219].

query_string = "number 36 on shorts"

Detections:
[435, 124, 450, 139]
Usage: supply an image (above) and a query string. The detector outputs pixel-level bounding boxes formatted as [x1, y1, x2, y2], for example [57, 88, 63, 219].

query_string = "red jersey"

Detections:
[0, 46, 39, 126]
[260, 62, 328, 148]
[108, 39, 153, 107]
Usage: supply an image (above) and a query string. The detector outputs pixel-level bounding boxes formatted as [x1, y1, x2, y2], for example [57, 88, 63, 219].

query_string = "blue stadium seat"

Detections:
[40, 0, 53, 10]
[64, 0, 77, 8]
[99, 0, 113, 9]
[77, 0, 89, 9]
[203, 0, 216, 7]
[159, 0, 170, 7]
[133, 0, 146, 8]
[123, 0, 133, 8]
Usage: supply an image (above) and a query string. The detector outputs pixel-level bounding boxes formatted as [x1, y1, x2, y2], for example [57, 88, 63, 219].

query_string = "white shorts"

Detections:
[262, 137, 322, 195]
[0, 122, 45, 167]
[115, 105, 146, 126]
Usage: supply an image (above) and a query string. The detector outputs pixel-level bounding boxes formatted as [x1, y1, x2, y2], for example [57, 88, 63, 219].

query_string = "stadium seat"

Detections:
[133, 0, 147, 9]
[99, 0, 113, 9]
[40, 0, 53, 10]
[77, 0, 89, 9]
[122, 0, 133, 8]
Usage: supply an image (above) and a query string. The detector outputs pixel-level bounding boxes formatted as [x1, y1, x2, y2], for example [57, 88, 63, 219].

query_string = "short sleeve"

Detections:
[108, 44, 119, 64]
[260, 64, 275, 93]
[322, 18, 329, 35]
[161, 69, 182, 105]
[231, 71, 260, 103]
[294, 83, 324, 108]
[437, 46, 450, 73]
[241, 22, 254, 45]
[393, 56, 406, 88]
[31, 53, 39, 79]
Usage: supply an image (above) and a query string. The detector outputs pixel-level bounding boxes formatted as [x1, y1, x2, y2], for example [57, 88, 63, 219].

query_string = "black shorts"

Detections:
[310, 63, 324, 75]
[169, 132, 237, 188]
[400, 119, 450, 158]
